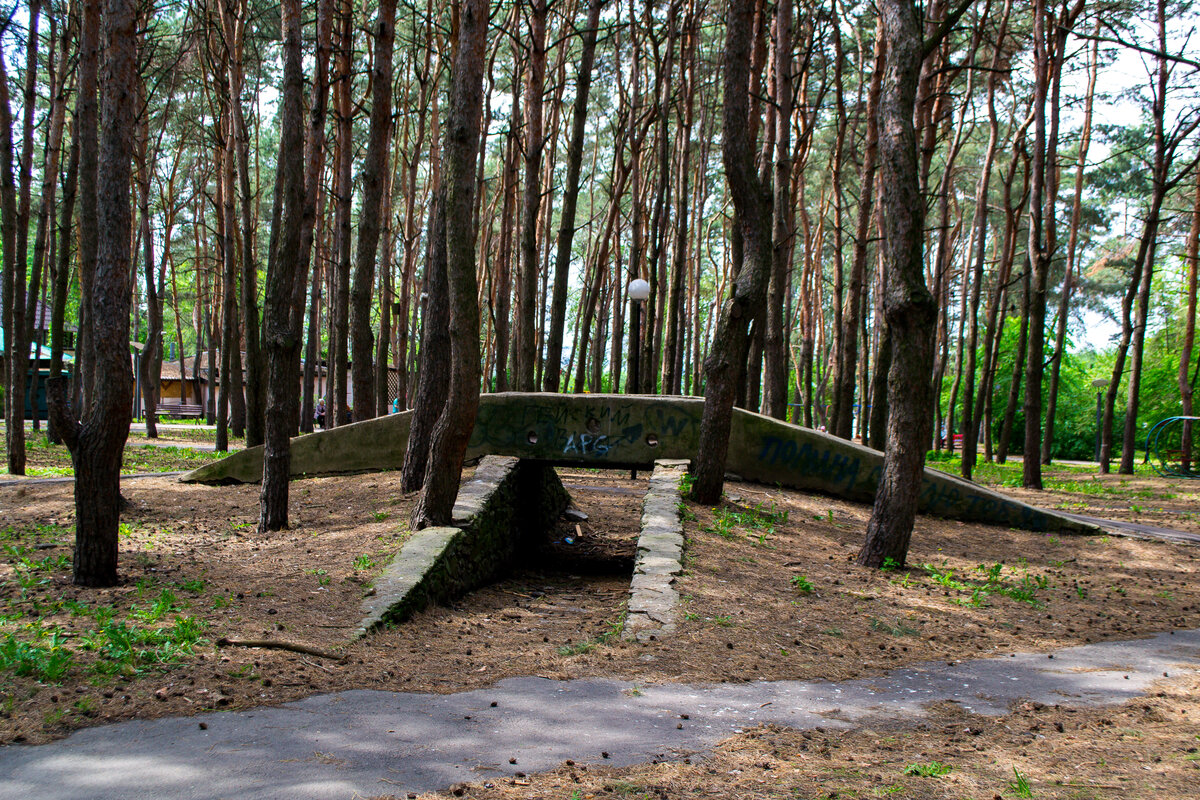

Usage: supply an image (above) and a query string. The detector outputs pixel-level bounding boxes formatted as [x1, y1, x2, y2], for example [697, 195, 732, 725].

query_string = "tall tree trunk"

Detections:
[27, 6, 69, 435]
[217, 136, 238, 451]
[960, 0, 1011, 479]
[75, 0, 101, 412]
[2, 0, 39, 474]
[1119, 0, 1173, 475]
[664, 12, 696, 397]
[298, 0, 335, 433]
[135, 68, 164, 441]
[222, 0, 265, 447]
[832, 28, 883, 440]
[1022, 0, 1084, 488]
[330, 0, 354, 426]
[258, 0, 308, 531]
[47, 0, 137, 587]
[857, 0, 936, 569]
[48, 128, 79, 445]
[543, 0, 603, 392]
[997, 261, 1030, 463]
[350, 0, 397, 421]
[762, 0, 793, 420]
[401, 189, 449, 492]
[412, 0, 488, 527]
[1042, 30, 1097, 465]
[493, 104, 518, 392]
[691, 0, 772, 505]
[512, 0, 546, 391]
[1180, 168, 1200, 468]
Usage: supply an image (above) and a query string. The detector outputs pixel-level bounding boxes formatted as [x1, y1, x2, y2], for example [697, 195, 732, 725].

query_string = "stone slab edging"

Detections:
[356, 456, 570, 637]
[182, 393, 1100, 536]
[623, 460, 689, 642]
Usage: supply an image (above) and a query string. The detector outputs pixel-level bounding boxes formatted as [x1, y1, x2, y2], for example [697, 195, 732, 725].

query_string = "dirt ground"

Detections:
[401, 674, 1200, 800]
[2, 459, 1199, 798]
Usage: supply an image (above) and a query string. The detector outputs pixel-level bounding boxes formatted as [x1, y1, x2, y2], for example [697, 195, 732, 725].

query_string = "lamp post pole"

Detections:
[1092, 378, 1110, 463]
[627, 279, 650, 480]
[627, 279, 650, 394]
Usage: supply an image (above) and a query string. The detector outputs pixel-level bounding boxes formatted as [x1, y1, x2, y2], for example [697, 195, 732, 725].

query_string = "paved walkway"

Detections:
[1, 630, 1197, 800]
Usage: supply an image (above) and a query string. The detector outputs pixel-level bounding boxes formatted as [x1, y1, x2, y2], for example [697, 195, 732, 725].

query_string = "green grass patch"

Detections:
[704, 502, 789, 542]
[902, 761, 952, 777]
[918, 561, 1050, 608]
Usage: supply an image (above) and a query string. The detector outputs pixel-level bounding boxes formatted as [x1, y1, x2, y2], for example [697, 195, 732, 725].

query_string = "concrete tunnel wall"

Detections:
[181, 392, 1099, 535]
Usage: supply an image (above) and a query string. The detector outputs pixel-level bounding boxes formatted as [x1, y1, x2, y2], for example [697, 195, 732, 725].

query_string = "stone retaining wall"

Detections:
[623, 460, 689, 642]
[356, 456, 570, 635]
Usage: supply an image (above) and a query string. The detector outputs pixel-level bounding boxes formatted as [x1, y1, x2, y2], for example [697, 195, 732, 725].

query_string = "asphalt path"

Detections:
[0, 630, 1197, 800]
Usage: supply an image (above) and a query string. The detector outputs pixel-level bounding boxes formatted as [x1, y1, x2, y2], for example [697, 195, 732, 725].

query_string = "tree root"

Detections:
[215, 637, 344, 661]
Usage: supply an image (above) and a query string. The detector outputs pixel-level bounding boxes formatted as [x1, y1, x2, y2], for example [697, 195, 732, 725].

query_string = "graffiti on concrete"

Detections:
[470, 398, 699, 461]
[755, 435, 863, 492]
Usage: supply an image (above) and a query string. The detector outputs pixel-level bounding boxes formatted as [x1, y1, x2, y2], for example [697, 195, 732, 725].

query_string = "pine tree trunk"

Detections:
[1042, 31, 1096, 465]
[762, 0, 793, 420]
[401, 189, 449, 492]
[857, 0, 935, 569]
[543, 0, 602, 393]
[691, 0, 772, 505]
[832, 29, 883, 440]
[46, 0, 137, 586]
[258, 0, 308, 532]
[412, 0, 488, 528]
[512, 0, 546, 392]
[330, 0, 354, 427]
[350, 0, 397, 421]
[1180, 169, 1200, 467]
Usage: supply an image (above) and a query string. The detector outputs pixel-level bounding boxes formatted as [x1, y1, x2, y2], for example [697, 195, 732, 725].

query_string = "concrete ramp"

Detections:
[181, 393, 1098, 535]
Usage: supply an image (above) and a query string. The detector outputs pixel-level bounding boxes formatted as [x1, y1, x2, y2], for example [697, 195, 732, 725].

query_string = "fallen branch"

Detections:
[215, 637, 344, 661]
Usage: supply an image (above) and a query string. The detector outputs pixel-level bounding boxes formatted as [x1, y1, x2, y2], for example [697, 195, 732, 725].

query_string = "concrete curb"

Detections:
[624, 460, 689, 642]
[355, 456, 570, 636]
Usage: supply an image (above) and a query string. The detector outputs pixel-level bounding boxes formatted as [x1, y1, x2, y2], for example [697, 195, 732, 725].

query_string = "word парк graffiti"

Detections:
[756, 435, 862, 491]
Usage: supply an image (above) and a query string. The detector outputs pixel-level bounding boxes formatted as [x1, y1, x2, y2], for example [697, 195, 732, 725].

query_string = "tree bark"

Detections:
[543, 0, 603, 392]
[691, 0, 772, 505]
[412, 0, 488, 528]
[297, 0, 335, 433]
[1042, 30, 1097, 465]
[45, 0, 137, 587]
[857, 0, 936, 569]
[330, 0, 354, 427]
[350, 0, 397, 421]
[512, 0, 546, 392]
[401, 189, 449, 493]
[258, 0, 308, 531]
[832, 28, 884, 440]
[1181, 168, 1200, 467]
[762, 0, 793, 420]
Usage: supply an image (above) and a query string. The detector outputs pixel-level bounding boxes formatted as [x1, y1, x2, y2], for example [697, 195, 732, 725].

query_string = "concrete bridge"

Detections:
[182, 392, 1099, 535]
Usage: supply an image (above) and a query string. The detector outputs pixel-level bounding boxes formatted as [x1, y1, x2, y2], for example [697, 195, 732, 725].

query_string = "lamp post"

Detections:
[627, 278, 650, 394]
[1092, 377, 1110, 462]
[627, 279, 650, 481]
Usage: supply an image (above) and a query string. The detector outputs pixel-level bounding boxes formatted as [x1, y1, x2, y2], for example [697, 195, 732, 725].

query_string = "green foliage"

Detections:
[790, 574, 815, 593]
[919, 561, 1050, 608]
[78, 616, 206, 676]
[704, 503, 789, 542]
[1007, 766, 1034, 797]
[353, 554, 376, 570]
[869, 617, 919, 637]
[902, 761, 952, 777]
[0, 629, 74, 682]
